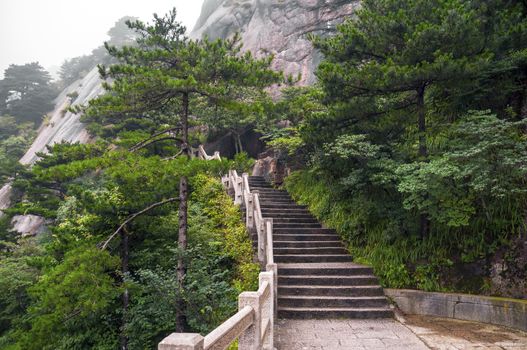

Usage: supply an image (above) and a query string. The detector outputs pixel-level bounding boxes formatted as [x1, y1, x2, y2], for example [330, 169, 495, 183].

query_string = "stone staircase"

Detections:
[248, 176, 394, 319]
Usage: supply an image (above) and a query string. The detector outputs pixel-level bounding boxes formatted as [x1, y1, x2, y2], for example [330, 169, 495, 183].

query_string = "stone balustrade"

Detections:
[158, 164, 277, 350]
[191, 145, 221, 161]
[159, 268, 275, 350]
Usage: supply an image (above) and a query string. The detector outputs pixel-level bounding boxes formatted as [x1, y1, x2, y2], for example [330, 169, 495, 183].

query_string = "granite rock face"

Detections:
[0, 67, 103, 227]
[191, 0, 359, 85]
[20, 67, 103, 165]
[10, 215, 49, 237]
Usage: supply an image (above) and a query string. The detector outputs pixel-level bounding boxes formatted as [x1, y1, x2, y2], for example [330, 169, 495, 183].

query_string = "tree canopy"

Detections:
[0, 63, 57, 125]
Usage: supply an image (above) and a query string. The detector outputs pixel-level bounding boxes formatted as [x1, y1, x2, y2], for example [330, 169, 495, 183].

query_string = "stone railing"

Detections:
[191, 145, 221, 161]
[159, 269, 275, 350]
[158, 164, 277, 350]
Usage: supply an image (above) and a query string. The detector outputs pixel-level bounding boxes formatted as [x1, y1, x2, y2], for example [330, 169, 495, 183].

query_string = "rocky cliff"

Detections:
[20, 67, 102, 165]
[0, 67, 103, 230]
[191, 0, 359, 85]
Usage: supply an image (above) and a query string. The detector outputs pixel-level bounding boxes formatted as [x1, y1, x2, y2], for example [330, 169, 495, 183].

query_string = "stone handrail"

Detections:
[191, 145, 221, 161]
[226, 171, 274, 267]
[158, 162, 277, 350]
[158, 269, 275, 350]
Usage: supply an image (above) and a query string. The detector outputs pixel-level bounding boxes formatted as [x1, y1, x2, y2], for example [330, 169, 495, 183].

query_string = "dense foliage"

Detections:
[0, 116, 35, 183]
[0, 144, 258, 349]
[0, 8, 274, 349]
[275, 0, 527, 296]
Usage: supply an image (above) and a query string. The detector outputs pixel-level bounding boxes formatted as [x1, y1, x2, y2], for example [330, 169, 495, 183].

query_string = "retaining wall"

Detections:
[385, 289, 527, 332]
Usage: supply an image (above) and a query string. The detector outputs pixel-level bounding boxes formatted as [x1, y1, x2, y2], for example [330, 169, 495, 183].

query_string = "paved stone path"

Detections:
[401, 314, 527, 350]
[275, 318, 429, 350]
[274, 315, 527, 349]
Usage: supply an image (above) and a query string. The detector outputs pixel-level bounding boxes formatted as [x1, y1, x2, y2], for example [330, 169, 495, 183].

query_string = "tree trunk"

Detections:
[176, 92, 190, 332]
[120, 228, 130, 350]
[417, 86, 428, 159]
[417, 86, 430, 240]
[520, 76, 527, 233]
[237, 133, 244, 153]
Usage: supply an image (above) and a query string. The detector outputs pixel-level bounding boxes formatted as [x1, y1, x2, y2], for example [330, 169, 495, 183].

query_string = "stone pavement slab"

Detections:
[399, 314, 527, 350]
[274, 318, 429, 350]
[274, 315, 527, 350]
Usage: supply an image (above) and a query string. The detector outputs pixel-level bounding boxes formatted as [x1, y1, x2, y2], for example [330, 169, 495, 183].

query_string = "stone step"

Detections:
[273, 234, 340, 242]
[262, 213, 315, 219]
[274, 254, 353, 263]
[260, 204, 307, 209]
[278, 295, 389, 308]
[258, 198, 293, 202]
[252, 189, 286, 193]
[256, 190, 289, 195]
[278, 275, 378, 286]
[274, 228, 336, 235]
[273, 241, 343, 248]
[274, 247, 349, 255]
[260, 200, 298, 205]
[261, 208, 311, 214]
[277, 306, 393, 319]
[278, 263, 374, 276]
[278, 285, 385, 297]
[257, 194, 290, 198]
[272, 217, 319, 224]
[258, 195, 293, 200]
[273, 226, 322, 230]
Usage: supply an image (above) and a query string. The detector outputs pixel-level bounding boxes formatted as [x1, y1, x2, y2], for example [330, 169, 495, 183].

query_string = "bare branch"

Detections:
[162, 150, 184, 161]
[99, 197, 180, 250]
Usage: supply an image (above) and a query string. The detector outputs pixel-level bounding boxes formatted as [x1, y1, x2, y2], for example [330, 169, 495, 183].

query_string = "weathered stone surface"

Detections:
[20, 67, 102, 165]
[10, 215, 48, 237]
[385, 289, 527, 332]
[158, 333, 204, 350]
[191, 0, 360, 86]
[0, 183, 12, 218]
[274, 318, 429, 350]
[399, 314, 527, 350]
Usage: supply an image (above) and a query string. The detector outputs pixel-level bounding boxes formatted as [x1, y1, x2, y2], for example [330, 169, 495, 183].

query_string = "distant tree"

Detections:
[106, 16, 139, 47]
[58, 16, 139, 88]
[0, 63, 57, 125]
[58, 55, 97, 87]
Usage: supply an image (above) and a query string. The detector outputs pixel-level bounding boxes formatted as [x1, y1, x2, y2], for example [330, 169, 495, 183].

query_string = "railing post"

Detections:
[236, 179, 243, 205]
[266, 263, 278, 319]
[238, 292, 261, 350]
[264, 218, 274, 265]
[246, 193, 254, 228]
[158, 333, 204, 350]
[258, 221, 265, 264]
[259, 272, 274, 349]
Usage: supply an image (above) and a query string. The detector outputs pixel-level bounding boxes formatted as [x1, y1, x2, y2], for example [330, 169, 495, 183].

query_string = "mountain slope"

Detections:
[191, 0, 359, 85]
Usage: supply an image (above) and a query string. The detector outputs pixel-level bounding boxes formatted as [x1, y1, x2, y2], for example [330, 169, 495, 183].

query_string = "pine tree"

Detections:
[311, 0, 512, 238]
[0, 63, 57, 125]
[83, 8, 280, 334]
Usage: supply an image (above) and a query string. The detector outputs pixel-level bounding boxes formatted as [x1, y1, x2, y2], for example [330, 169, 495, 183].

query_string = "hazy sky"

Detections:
[0, 0, 204, 78]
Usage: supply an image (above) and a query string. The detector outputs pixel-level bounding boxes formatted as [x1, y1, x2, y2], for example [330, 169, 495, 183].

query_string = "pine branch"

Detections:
[99, 198, 180, 250]
[129, 136, 184, 152]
